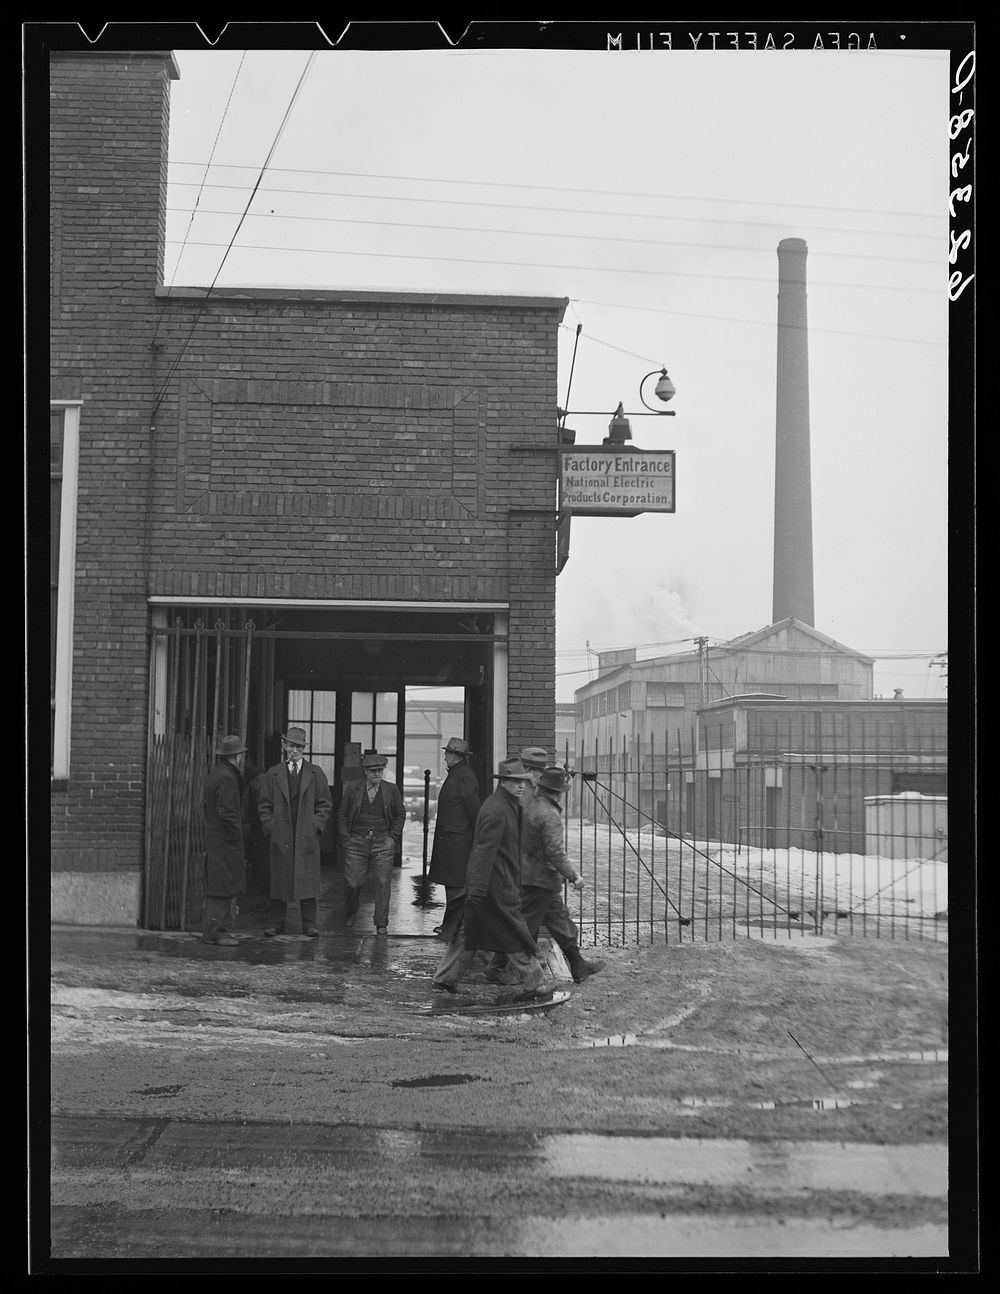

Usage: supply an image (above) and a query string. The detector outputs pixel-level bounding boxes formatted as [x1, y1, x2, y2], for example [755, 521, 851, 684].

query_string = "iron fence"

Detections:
[562, 716, 947, 946]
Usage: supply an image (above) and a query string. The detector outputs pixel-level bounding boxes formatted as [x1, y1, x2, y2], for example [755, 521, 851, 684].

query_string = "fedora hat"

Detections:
[492, 757, 534, 781]
[362, 751, 389, 769]
[519, 746, 549, 769]
[218, 734, 247, 756]
[537, 766, 571, 793]
[443, 736, 472, 756]
[281, 726, 308, 746]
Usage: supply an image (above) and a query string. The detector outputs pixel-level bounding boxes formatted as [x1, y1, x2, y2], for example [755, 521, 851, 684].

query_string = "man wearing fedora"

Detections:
[201, 733, 249, 946]
[428, 736, 482, 942]
[431, 757, 547, 995]
[517, 766, 605, 984]
[337, 751, 406, 934]
[257, 726, 333, 937]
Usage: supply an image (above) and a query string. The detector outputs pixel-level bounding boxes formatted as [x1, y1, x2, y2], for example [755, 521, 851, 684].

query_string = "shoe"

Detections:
[376, 926, 388, 936]
[303, 927, 319, 938]
[263, 927, 283, 938]
[432, 981, 458, 993]
[345, 915, 356, 928]
[572, 958, 606, 983]
[204, 933, 238, 947]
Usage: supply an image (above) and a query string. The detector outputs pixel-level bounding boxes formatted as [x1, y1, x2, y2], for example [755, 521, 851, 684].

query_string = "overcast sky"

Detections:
[160, 35, 953, 703]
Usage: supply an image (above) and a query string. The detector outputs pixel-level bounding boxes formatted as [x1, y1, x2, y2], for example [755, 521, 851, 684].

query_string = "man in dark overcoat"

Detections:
[201, 733, 249, 946]
[428, 736, 481, 941]
[431, 757, 546, 995]
[258, 726, 333, 937]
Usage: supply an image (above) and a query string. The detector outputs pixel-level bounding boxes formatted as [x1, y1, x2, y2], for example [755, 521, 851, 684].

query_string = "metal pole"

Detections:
[421, 768, 431, 884]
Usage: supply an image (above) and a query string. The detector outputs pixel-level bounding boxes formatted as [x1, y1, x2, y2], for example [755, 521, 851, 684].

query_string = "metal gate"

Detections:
[563, 723, 948, 947]
[144, 613, 256, 930]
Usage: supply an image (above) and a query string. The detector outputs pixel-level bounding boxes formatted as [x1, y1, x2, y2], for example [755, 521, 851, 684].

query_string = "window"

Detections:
[286, 689, 337, 787]
[351, 691, 400, 783]
[647, 682, 686, 708]
[51, 403, 81, 780]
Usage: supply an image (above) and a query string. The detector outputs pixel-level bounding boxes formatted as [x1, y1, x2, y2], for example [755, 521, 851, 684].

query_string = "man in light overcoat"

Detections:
[258, 726, 333, 937]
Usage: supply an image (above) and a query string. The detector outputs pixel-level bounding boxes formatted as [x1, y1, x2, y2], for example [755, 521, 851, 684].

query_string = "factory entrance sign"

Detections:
[560, 448, 675, 516]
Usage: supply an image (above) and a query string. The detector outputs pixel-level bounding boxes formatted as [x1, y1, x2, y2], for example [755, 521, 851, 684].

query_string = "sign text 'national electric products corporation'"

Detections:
[560, 449, 676, 515]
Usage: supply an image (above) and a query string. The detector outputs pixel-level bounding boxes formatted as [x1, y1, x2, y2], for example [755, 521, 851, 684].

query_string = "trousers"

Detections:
[267, 896, 317, 932]
[344, 835, 395, 928]
[433, 932, 544, 991]
[203, 894, 235, 938]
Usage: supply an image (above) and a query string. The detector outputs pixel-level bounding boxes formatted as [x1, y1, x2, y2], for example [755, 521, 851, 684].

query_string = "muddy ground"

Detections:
[50, 926, 950, 1143]
[43, 922, 971, 1265]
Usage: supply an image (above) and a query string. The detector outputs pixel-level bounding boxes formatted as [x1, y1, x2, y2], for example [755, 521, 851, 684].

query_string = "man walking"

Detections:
[428, 737, 481, 941]
[257, 726, 333, 937]
[432, 757, 547, 995]
[337, 751, 406, 934]
[514, 765, 605, 984]
[201, 733, 250, 946]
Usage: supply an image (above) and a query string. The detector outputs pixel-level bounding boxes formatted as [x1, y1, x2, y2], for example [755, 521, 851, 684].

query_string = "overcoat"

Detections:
[521, 789, 579, 891]
[427, 760, 481, 887]
[202, 758, 247, 897]
[462, 786, 537, 956]
[257, 760, 333, 902]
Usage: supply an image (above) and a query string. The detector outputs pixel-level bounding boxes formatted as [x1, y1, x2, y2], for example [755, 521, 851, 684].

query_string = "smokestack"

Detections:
[772, 237, 814, 626]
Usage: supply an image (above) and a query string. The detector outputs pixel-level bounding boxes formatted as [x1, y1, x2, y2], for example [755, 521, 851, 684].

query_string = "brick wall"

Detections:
[49, 52, 564, 884]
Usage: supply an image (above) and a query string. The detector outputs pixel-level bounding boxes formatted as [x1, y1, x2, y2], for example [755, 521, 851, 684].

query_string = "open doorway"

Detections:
[145, 603, 499, 928]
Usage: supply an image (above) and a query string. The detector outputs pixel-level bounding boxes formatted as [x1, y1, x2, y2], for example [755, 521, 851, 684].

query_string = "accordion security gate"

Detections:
[562, 719, 948, 948]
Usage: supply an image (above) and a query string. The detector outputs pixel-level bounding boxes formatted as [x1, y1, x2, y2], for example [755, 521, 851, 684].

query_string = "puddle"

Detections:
[131, 1084, 186, 1097]
[390, 1074, 481, 1089]
[544, 1134, 946, 1197]
[581, 1036, 947, 1066]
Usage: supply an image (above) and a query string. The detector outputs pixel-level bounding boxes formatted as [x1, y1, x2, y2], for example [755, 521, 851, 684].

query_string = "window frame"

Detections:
[51, 401, 81, 782]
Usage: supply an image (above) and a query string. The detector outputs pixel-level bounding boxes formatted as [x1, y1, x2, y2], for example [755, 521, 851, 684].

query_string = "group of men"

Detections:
[201, 728, 404, 945]
[429, 741, 604, 995]
[201, 728, 605, 999]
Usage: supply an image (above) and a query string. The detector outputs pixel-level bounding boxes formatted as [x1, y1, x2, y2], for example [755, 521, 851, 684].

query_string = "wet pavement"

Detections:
[44, 846, 958, 1266]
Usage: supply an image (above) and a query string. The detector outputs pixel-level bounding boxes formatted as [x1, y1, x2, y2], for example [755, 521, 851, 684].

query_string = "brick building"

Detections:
[48, 50, 567, 927]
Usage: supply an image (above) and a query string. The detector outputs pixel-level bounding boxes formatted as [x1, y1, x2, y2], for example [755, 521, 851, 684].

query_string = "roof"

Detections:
[723, 617, 875, 663]
[574, 617, 874, 698]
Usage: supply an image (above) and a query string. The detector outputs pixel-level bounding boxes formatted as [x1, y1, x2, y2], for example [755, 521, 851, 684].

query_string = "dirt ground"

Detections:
[49, 925, 950, 1143]
[43, 921, 970, 1264]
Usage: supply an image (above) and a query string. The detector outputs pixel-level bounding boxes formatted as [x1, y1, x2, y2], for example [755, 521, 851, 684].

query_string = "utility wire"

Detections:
[163, 238, 943, 295]
[169, 160, 943, 225]
[151, 52, 317, 421]
[166, 178, 942, 243]
[152, 52, 248, 351]
[164, 204, 942, 268]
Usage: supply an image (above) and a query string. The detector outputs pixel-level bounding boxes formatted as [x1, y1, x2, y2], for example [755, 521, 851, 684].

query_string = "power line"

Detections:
[166, 179, 941, 244]
[164, 238, 942, 295]
[152, 53, 318, 419]
[164, 203, 941, 268]
[169, 161, 942, 225]
[152, 52, 248, 352]
[565, 305, 946, 350]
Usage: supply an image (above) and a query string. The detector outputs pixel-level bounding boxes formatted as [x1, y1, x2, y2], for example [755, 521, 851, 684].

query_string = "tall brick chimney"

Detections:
[772, 237, 815, 626]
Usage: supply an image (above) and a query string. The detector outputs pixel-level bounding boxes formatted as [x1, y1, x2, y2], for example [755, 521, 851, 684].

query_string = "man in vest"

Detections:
[258, 726, 333, 937]
[337, 751, 406, 935]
